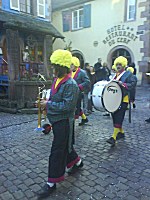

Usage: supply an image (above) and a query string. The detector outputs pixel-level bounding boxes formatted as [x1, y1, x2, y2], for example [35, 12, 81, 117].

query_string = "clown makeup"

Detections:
[70, 64, 76, 72]
[116, 63, 124, 72]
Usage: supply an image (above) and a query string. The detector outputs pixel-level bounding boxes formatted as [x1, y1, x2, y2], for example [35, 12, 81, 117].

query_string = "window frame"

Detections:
[37, 0, 45, 18]
[10, 0, 19, 11]
[72, 8, 84, 30]
[20, 0, 32, 14]
[126, 0, 136, 21]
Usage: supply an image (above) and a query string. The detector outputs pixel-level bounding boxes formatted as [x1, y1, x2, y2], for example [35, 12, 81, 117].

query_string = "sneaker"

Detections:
[145, 118, 150, 123]
[79, 118, 89, 126]
[67, 161, 84, 174]
[37, 184, 56, 199]
[106, 137, 116, 146]
[116, 132, 125, 140]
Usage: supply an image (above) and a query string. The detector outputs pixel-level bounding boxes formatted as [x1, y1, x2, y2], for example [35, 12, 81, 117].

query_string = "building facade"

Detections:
[52, 0, 150, 85]
[0, 0, 63, 109]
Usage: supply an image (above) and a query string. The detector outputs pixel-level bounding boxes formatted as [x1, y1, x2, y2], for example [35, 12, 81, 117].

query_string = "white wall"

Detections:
[52, 0, 146, 83]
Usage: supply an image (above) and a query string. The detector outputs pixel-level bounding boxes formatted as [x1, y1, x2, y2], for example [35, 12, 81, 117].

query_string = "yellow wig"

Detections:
[114, 56, 128, 68]
[112, 65, 117, 72]
[50, 49, 72, 68]
[126, 67, 134, 74]
[72, 57, 80, 67]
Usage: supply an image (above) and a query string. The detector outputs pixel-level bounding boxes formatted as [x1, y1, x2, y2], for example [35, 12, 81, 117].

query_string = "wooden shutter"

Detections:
[62, 11, 71, 32]
[83, 4, 91, 28]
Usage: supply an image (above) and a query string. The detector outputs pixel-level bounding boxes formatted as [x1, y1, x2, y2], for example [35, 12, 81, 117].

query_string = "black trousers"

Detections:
[75, 92, 83, 118]
[48, 119, 79, 183]
[111, 102, 128, 128]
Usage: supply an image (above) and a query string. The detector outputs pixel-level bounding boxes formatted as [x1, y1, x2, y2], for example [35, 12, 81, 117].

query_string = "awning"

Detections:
[0, 10, 64, 39]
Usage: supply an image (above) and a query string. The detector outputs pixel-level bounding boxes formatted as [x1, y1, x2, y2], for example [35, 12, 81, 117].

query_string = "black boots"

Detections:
[37, 184, 56, 199]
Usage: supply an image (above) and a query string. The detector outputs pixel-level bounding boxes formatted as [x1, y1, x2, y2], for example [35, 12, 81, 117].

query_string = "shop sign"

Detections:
[102, 24, 138, 46]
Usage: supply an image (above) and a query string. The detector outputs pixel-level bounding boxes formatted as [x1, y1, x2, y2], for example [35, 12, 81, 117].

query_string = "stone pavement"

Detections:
[0, 85, 150, 200]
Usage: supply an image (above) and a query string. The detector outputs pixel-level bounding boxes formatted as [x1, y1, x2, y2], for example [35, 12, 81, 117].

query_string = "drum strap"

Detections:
[115, 71, 126, 81]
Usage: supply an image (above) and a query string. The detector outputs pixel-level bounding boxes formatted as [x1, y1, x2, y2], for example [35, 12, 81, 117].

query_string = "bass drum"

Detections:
[92, 81, 108, 111]
[101, 80, 123, 113]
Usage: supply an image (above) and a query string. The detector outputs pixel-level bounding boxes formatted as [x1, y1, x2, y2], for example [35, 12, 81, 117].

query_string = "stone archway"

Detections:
[107, 45, 134, 68]
[71, 50, 85, 69]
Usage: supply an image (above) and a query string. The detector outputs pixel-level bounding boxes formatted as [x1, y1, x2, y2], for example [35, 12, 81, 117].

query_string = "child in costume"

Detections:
[38, 50, 83, 199]
[70, 57, 91, 126]
[106, 56, 137, 146]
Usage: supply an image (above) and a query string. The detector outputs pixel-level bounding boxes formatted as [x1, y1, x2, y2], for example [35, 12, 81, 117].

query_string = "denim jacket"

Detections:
[47, 77, 79, 124]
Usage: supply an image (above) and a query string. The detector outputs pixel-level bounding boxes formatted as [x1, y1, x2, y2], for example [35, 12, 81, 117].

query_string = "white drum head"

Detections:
[92, 81, 108, 111]
[102, 81, 123, 113]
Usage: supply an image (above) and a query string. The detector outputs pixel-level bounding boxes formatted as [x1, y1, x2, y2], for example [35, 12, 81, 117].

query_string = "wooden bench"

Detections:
[0, 75, 9, 93]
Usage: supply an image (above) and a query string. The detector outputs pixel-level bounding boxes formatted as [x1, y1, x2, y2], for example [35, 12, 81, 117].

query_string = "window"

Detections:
[10, 0, 19, 11]
[63, 4, 91, 32]
[37, 0, 45, 18]
[20, 0, 32, 14]
[127, 0, 136, 21]
[72, 9, 83, 30]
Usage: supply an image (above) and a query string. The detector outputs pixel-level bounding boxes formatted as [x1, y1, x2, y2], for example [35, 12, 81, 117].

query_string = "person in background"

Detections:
[37, 50, 83, 199]
[109, 65, 118, 80]
[71, 57, 90, 126]
[94, 58, 107, 82]
[129, 62, 137, 75]
[126, 67, 138, 108]
[83, 62, 92, 115]
[103, 62, 111, 80]
[88, 66, 96, 113]
[106, 56, 137, 146]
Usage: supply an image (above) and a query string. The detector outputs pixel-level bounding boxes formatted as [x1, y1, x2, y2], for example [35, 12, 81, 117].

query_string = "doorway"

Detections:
[72, 50, 84, 69]
[111, 48, 132, 66]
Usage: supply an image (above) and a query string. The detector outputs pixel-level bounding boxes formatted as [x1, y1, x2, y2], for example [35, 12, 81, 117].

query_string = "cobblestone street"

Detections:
[0, 86, 150, 200]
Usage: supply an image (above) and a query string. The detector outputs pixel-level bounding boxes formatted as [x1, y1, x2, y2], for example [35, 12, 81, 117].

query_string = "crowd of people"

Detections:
[37, 49, 149, 199]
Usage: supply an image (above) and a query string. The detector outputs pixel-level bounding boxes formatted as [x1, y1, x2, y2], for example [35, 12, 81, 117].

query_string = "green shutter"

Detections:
[62, 11, 71, 32]
[83, 4, 91, 28]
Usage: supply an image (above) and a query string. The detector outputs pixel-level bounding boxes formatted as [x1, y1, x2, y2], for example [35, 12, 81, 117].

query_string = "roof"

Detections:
[0, 10, 64, 38]
[52, 0, 94, 11]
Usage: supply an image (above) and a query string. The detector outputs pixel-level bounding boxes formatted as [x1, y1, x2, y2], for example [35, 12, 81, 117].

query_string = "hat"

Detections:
[50, 49, 72, 68]
[114, 56, 128, 68]
[72, 56, 80, 67]
[126, 67, 134, 74]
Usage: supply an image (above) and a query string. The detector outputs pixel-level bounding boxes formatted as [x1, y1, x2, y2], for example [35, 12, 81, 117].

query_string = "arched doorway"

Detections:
[107, 46, 134, 68]
[112, 48, 131, 65]
[71, 50, 84, 68]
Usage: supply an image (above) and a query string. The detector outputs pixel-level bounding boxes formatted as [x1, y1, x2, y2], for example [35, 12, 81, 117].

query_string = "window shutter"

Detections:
[10, 0, 19, 10]
[83, 4, 91, 28]
[62, 11, 71, 32]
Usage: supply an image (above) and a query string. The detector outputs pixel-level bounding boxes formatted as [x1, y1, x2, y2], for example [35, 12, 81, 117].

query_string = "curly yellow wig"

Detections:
[50, 49, 72, 68]
[126, 67, 134, 74]
[114, 56, 128, 68]
[72, 57, 80, 67]
[112, 65, 117, 71]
